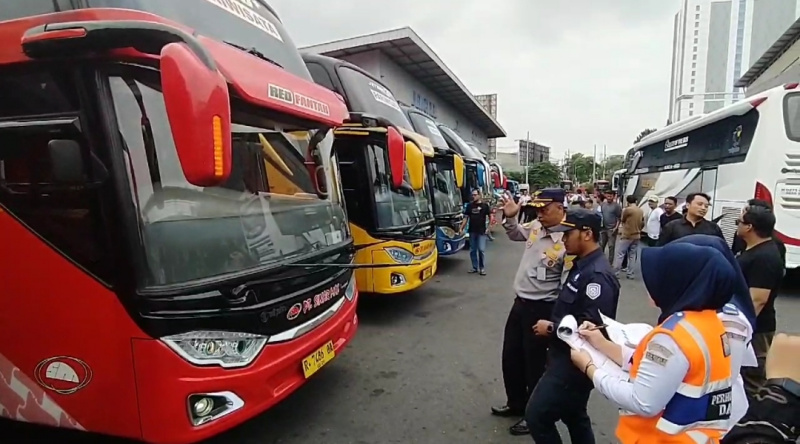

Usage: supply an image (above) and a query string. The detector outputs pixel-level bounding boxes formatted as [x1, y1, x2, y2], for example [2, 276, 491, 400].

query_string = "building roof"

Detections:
[300, 27, 506, 138]
[736, 17, 800, 87]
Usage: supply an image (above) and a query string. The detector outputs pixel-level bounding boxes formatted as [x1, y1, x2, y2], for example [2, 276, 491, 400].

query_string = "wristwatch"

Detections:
[546, 323, 554, 334]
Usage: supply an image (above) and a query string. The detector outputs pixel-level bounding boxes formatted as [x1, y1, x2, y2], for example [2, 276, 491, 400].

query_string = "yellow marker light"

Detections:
[212, 115, 224, 177]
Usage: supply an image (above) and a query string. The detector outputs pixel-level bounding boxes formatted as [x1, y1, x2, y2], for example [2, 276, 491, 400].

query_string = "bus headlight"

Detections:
[439, 226, 456, 238]
[344, 274, 357, 301]
[161, 331, 267, 368]
[384, 247, 414, 264]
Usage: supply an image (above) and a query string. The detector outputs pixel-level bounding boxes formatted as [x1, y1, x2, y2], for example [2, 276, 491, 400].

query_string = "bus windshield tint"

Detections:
[336, 66, 413, 131]
[408, 113, 448, 149]
[108, 67, 349, 287]
[86, 0, 311, 79]
[428, 157, 463, 216]
[365, 144, 432, 229]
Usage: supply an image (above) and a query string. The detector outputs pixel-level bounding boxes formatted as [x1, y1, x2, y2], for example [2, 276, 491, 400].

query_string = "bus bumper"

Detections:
[436, 230, 466, 256]
[129, 293, 359, 444]
[370, 251, 437, 294]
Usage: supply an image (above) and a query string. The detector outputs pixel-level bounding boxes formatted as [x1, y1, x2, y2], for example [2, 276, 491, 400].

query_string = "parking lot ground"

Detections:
[4, 233, 800, 443]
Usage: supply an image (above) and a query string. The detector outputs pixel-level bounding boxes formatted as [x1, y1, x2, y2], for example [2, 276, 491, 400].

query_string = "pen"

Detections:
[584, 324, 608, 331]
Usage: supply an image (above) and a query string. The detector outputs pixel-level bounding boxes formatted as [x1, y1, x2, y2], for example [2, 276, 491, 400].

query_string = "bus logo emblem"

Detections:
[34, 356, 92, 395]
[287, 303, 303, 320]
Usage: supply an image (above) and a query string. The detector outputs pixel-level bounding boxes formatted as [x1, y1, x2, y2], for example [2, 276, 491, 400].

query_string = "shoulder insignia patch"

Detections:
[721, 304, 739, 316]
[721, 333, 731, 357]
[646, 342, 674, 358]
[645, 351, 669, 366]
[586, 283, 601, 299]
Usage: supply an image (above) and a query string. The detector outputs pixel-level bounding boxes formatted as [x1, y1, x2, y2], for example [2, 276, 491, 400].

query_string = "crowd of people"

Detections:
[486, 186, 796, 443]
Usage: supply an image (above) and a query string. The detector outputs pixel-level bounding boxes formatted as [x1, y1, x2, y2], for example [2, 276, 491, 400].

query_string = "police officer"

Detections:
[492, 188, 568, 436]
[526, 208, 620, 444]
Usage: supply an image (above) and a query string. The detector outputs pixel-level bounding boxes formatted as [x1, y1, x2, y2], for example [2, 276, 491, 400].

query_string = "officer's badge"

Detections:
[553, 243, 562, 251]
[564, 255, 575, 271]
[545, 259, 556, 268]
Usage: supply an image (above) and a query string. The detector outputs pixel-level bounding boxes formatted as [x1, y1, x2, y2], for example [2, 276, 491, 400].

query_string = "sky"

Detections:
[269, 0, 678, 160]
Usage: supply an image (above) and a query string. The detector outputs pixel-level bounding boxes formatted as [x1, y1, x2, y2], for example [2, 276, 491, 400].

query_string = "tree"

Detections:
[506, 170, 525, 183]
[563, 153, 600, 185]
[634, 128, 657, 144]
[602, 154, 625, 180]
[526, 162, 562, 189]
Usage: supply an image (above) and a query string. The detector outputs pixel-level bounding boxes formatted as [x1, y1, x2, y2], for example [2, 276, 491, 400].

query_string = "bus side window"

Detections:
[0, 72, 113, 285]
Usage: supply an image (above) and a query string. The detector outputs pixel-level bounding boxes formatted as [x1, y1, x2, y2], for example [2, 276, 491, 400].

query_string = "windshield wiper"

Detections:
[404, 212, 433, 234]
[224, 41, 283, 69]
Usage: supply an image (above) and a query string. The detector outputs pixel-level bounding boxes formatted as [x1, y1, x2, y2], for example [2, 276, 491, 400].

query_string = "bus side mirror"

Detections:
[476, 163, 486, 188]
[386, 126, 405, 189]
[453, 154, 464, 188]
[404, 141, 425, 191]
[161, 42, 232, 187]
[492, 172, 502, 188]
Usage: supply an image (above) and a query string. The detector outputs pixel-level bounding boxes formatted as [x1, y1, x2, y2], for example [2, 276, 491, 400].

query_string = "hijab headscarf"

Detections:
[641, 242, 737, 323]
[672, 234, 756, 328]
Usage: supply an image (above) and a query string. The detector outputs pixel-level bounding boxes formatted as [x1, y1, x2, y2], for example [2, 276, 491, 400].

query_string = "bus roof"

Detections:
[630, 88, 775, 152]
[0, 9, 348, 127]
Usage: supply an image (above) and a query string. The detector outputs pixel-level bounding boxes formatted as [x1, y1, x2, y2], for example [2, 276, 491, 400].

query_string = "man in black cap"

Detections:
[525, 208, 620, 444]
[492, 188, 569, 436]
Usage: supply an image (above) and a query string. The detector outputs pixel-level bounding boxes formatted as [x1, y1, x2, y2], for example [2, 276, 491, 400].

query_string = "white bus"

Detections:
[624, 83, 800, 268]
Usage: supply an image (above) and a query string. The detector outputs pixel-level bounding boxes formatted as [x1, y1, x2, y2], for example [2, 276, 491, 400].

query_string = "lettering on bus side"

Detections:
[268, 84, 330, 117]
[203, 0, 284, 42]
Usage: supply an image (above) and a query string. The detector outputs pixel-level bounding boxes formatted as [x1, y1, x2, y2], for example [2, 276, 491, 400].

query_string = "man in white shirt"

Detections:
[644, 196, 664, 247]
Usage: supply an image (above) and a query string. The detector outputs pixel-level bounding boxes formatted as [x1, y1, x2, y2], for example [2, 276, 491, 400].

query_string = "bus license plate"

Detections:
[779, 185, 800, 197]
[302, 341, 335, 379]
[421, 267, 432, 280]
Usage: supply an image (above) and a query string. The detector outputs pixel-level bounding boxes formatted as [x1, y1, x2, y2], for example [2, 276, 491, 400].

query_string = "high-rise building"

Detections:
[668, 0, 800, 122]
[474, 94, 498, 159]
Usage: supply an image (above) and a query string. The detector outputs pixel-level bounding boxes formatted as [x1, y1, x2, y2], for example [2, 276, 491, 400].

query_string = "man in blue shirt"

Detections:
[526, 208, 621, 443]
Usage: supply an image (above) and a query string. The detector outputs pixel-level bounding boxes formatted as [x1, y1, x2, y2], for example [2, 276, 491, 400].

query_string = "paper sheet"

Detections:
[600, 312, 654, 348]
[556, 315, 628, 379]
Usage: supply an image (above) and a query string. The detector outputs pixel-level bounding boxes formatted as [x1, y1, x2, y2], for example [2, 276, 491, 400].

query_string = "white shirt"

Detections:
[646, 207, 664, 240]
[598, 308, 752, 434]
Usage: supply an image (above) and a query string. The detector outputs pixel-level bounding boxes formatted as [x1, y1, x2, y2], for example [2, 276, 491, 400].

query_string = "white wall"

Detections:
[337, 50, 491, 154]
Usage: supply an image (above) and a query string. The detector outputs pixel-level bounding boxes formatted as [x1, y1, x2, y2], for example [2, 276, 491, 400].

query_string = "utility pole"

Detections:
[524, 131, 530, 185]
[592, 144, 597, 184]
[602, 144, 607, 179]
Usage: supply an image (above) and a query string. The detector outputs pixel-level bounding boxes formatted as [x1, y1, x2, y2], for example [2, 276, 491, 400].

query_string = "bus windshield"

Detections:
[407, 113, 448, 149]
[336, 66, 413, 131]
[83, 0, 311, 79]
[107, 66, 348, 288]
[366, 144, 433, 230]
[427, 156, 463, 216]
[439, 125, 480, 160]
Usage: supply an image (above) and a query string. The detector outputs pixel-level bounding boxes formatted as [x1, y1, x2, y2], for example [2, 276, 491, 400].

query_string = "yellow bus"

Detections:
[304, 54, 438, 294]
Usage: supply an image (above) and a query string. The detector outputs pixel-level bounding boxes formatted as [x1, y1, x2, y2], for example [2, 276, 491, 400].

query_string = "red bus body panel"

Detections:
[0, 8, 357, 444]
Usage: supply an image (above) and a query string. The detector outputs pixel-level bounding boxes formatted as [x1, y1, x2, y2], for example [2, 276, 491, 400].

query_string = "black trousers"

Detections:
[526, 364, 595, 444]
[501, 297, 553, 411]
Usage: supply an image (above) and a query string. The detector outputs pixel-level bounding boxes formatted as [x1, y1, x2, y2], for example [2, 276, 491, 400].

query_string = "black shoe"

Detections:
[509, 419, 529, 436]
[490, 405, 523, 417]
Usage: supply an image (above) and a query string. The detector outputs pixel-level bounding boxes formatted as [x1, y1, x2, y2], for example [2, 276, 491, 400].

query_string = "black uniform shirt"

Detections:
[549, 248, 621, 382]
[658, 217, 724, 246]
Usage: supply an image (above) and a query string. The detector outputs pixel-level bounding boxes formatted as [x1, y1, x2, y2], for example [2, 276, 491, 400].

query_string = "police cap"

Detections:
[550, 208, 602, 233]
[531, 188, 566, 207]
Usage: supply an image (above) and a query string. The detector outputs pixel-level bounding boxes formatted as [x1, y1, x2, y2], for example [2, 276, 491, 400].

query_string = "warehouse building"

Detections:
[300, 27, 506, 155]
[737, 17, 800, 94]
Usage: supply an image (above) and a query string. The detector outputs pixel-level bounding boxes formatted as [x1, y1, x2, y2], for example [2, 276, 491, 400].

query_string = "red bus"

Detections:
[0, 2, 408, 443]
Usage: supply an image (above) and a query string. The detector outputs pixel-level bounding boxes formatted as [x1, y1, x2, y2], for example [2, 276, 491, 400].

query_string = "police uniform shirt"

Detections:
[503, 215, 566, 302]
[549, 248, 620, 374]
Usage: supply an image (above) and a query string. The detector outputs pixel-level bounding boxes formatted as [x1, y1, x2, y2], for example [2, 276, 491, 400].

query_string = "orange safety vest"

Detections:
[617, 310, 732, 444]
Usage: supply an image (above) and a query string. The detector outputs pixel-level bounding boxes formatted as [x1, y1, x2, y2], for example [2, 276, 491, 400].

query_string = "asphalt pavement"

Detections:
[5, 233, 800, 444]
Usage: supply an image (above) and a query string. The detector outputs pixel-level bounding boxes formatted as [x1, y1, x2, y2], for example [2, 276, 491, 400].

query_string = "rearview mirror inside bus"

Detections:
[404, 141, 425, 191]
[47, 139, 108, 184]
[387, 126, 405, 188]
[453, 154, 464, 188]
[161, 42, 232, 187]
